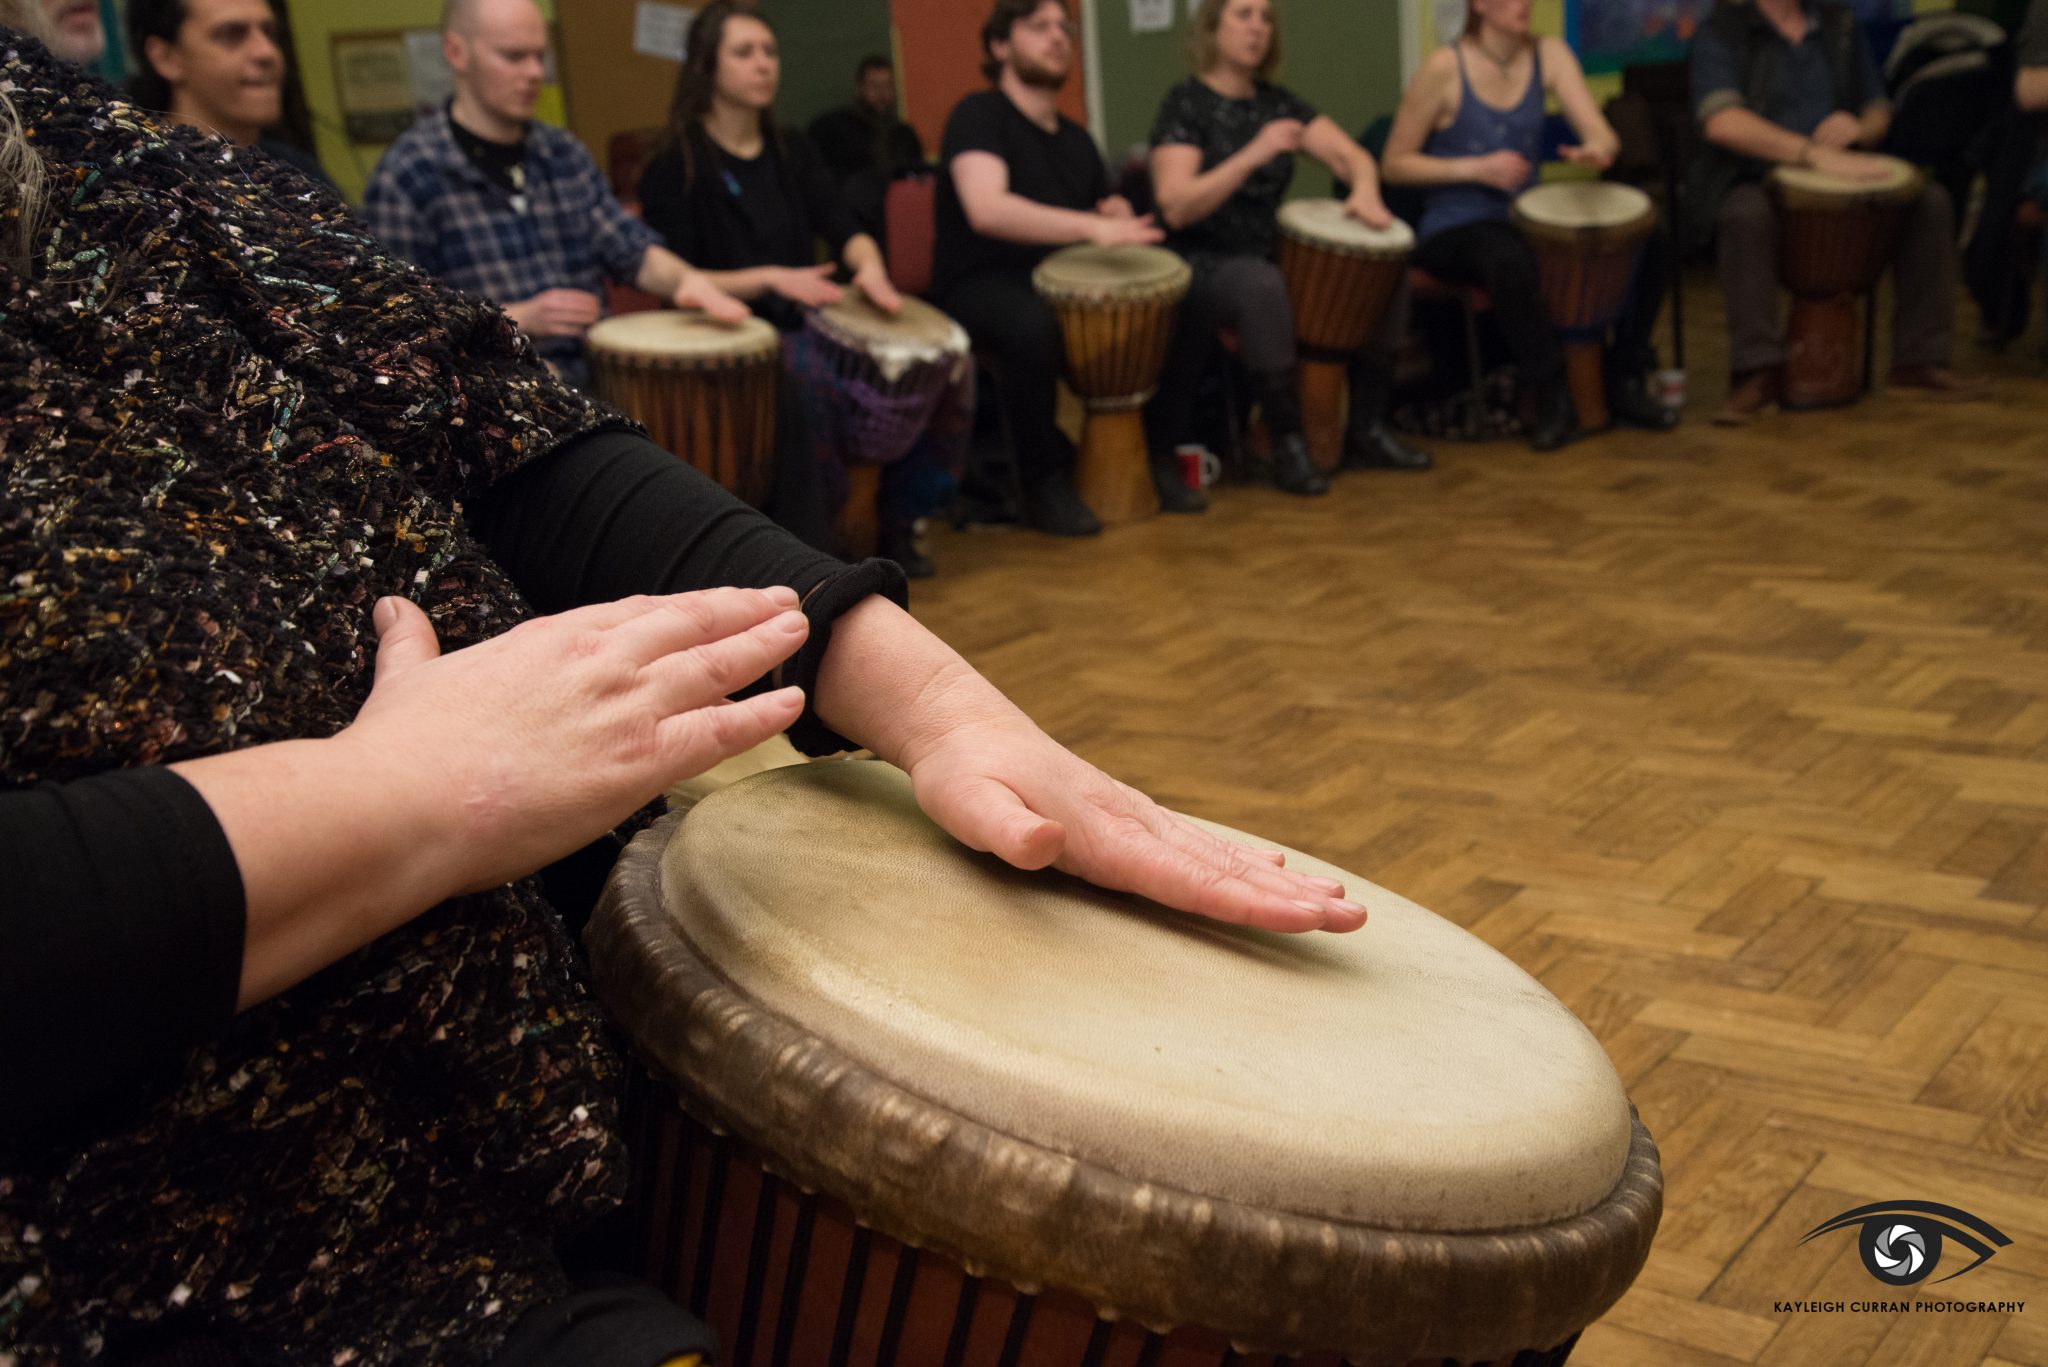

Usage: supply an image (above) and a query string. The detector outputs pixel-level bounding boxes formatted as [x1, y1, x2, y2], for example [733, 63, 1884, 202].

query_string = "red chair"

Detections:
[884, 175, 938, 298]
[607, 127, 664, 205]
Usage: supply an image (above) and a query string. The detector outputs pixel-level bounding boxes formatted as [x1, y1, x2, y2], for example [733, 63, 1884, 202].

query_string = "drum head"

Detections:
[1276, 196, 1416, 255]
[808, 293, 970, 380]
[1032, 244, 1191, 299]
[647, 761, 1630, 1231]
[1769, 154, 1922, 204]
[585, 308, 782, 364]
[1513, 181, 1654, 231]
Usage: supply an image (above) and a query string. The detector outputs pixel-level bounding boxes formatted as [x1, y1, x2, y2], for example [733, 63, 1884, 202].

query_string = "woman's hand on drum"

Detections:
[1086, 213, 1166, 249]
[1805, 145, 1894, 183]
[1341, 188, 1396, 231]
[1469, 150, 1532, 193]
[896, 703, 1367, 935]
[1809, 111, 1862, 151]
[1251, 117, 1306, 161]
[851, 260, 904, 316]
[339, 589, 809, 897]
[1558, 143, 1613, 171]
[1096, 195, 1138, 219]
[673, 271, 753, 325]
[771, 264, 847, 309]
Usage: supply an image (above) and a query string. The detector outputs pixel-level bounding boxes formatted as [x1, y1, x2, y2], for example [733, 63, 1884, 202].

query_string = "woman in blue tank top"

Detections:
[1382, 0, 1675, 449]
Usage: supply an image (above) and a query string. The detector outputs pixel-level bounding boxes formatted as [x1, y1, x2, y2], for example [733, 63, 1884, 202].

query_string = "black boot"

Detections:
[1527, 383, 1578, 452]
[1341, 348, 1433, 470]
[1019, 470, 1101, 536]
[1608, 372, 1679, 431]
[1257, 371, 1328, 496]
[1151, 453, 1209, 512]
[878, 521, 936, 578]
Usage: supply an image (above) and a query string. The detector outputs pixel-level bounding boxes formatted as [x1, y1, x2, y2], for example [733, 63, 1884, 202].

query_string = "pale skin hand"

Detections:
[953, 151, 1163, 248]
[1087, 212, 1167, 248]
[1298, 115, 1395, 229]
[636, 243, 752, 323]
[1809, 109, 1862, 150]
[1808, 145, 1894, 182]
[174, 587, 810, 1008]
[1472, 149, 1533, 192]
[504, 287, 601, 340]
[816, 598, 1368, 933]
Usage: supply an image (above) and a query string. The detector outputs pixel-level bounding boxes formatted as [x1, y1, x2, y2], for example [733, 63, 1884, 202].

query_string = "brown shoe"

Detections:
[1712, 367, 1779, 426]
[1888, 364, 1989, 399]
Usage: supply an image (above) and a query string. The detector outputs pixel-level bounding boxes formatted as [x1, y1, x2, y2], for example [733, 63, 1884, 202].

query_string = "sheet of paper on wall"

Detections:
[1130, 0, 1172, 34]
[634, 1, 694, 62]
[404, 29, 453, 110]
[331, 32, 415, 143]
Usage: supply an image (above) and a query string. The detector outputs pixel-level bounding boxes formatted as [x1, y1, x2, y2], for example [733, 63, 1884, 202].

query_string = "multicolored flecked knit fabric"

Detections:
[0, 36, 638, 1364]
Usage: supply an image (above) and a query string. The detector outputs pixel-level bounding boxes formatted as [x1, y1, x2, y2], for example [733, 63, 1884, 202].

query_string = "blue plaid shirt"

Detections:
[362, 106, 661, 364]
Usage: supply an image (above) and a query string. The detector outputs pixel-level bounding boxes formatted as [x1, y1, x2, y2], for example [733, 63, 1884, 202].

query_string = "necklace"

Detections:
[1471, 33, 1522, 77]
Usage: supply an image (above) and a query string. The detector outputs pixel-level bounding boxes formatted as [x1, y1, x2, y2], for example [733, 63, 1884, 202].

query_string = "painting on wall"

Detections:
[1565, 0, 1913, 73]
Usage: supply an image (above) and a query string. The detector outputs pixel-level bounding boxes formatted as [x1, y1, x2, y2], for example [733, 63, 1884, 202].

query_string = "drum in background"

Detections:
[803, 294, 970, 557]
[1274, 198, 1414, 472]
[587, 311, 783, 507]
[1511, 181, 1656, 432]
[590, 761, 1663, 1367]
[1767, 156, 1923, 409]
[1031, 245, 1191, 525]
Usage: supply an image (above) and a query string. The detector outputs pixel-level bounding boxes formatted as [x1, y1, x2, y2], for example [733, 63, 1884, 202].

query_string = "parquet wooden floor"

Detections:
[906, 277, 2048, 1367]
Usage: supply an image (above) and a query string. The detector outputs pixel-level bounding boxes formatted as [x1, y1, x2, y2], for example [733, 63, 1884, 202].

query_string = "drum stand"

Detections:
[1074, 399, 1160, 526]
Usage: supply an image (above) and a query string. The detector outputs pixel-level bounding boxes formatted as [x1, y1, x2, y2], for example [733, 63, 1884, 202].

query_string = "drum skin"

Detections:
[587, 311, 782, 507]
[588, 763, 1664, 1366]
[1510, 182, 1655, 337]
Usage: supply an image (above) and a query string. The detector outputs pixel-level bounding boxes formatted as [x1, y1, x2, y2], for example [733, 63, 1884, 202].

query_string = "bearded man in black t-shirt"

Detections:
[933, 0, 1190, 535]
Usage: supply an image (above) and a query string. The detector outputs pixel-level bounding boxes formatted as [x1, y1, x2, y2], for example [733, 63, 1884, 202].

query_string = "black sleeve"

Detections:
[636, 141, 695, 259]
[1, 767, 246, 1145]
[1150, 80, 1202, 147]
[942, 93, 1003, 162]
[790, 131, 864, 257]
[466, 428, 909, 755]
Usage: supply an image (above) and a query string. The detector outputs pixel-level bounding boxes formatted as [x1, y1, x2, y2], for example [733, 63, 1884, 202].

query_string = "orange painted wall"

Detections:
[891, 0, 1090, 154]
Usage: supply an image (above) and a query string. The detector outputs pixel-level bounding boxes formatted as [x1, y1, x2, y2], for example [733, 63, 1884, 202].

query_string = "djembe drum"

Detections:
[1512, 182, 1656, 432]
[802, 294, 970, 556]
[1032, 245, 1190, 525]
[1767, 155, 1923, 409]
[1274, 198, 1414, 472]
[587, 310, 783, 507]
[588, 761, 1663, 1367]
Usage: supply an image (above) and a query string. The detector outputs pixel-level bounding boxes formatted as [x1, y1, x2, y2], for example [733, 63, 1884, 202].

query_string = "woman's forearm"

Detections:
[1153, 143, 1266, 230]
[813, 597, 1031, 768]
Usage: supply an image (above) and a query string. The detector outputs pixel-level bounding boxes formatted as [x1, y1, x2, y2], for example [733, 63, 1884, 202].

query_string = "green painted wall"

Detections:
[1090, 0, 1407, 192]
[773, 0, 895, 135]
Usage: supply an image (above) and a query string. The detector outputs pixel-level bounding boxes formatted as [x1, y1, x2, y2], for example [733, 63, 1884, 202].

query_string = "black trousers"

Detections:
[1411, 219, 1668, 389]
[939, 268, 1073, 487]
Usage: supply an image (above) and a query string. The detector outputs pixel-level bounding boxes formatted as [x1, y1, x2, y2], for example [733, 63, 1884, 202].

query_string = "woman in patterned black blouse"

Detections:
[1146, 0, 1431, 497]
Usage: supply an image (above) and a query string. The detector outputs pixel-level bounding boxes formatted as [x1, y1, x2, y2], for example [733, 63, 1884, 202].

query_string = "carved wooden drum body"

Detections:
[1511, 182, 1656, 432]
[1273, 199, 1414, 472]
[587, 310, 783, 507]
[588, 762, 1662, 1367]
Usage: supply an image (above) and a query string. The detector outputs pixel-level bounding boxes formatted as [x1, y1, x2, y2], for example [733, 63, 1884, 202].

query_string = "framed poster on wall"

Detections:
[1564, 0, 1913, 74]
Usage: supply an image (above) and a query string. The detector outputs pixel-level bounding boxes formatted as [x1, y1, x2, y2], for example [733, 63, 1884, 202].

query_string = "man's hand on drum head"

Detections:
[1341, 188, 1396, 231]
[899, 716, 1366, 934]
[1086, 212, 1166, 249]
[338, 589, 809, 898]
[673, 270, 753, 324]
[771, 264, 847, 309]
[1806, 145, 1893, 183]
[851, 260, 904, 316]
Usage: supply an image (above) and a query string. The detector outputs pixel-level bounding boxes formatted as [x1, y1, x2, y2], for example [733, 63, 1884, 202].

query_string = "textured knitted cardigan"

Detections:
[1, 36, 684, 1364]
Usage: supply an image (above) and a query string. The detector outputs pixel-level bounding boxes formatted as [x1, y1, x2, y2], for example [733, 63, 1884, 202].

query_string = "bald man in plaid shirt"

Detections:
[365, 0, 742, 385]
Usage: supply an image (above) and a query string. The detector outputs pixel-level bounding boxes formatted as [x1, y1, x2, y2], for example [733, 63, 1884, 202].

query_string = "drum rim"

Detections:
[1509, 181, 1657, 241]
[588, 804, 1665, 1363]
[585, 309, 784, 363]
[1031, 244, 1193, 302]
[1275, 196, 1417, 256]
[806, 292, 970, 357]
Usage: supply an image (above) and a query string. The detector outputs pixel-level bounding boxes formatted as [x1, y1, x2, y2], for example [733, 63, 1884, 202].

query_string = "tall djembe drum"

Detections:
[587, 310, 783, 506]
[1512, 182, 1656, 432]
[1274, 198, 1414, 472]
[1032, 245, 1190, 525]
[1766, 156, 1923, 408]
[589, 761, 1663, 1367]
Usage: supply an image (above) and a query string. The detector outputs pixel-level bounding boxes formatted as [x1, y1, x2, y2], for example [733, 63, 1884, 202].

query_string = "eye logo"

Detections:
[1801, 1201, 2012, 1287]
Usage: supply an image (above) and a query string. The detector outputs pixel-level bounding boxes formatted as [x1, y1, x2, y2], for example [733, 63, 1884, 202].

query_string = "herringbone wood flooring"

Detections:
[907, 278, 2048, 1367]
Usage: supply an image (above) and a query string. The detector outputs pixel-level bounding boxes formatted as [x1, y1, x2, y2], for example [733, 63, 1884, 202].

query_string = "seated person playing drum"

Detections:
[933, 0, 1173, 536]
[1381, 0, 1673, 451]
[638, 1, 966, 578]
[362, 0, 747, 390]
[1689, 0, 1984, 424]
[0, 28, 1364, 1367]
[1147, 0, 1431, 498]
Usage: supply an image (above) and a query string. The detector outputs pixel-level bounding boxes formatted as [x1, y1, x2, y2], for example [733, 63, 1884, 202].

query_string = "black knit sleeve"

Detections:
[466, 428, 908, 755]
[0, 767, 246, 1145]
